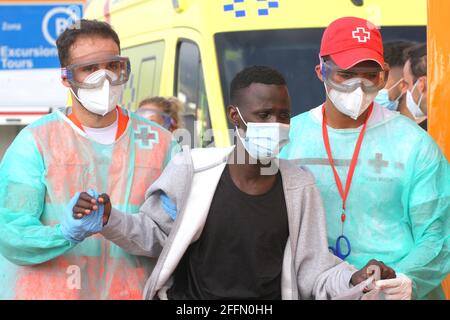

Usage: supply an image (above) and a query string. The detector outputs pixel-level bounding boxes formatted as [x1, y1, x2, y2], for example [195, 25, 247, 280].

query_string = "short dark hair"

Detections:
[230, 65, 286, 105]
[383, 40, 416, 68]
[56, 19, 121, 67]
[406, 43, 427, 81]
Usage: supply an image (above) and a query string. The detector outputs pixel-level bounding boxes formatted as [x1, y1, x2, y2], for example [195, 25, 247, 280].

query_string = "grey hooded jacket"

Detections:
[101, 146, 358, 300]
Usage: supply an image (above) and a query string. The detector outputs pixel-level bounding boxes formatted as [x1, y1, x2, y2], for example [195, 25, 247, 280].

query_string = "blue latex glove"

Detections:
[160, 191, 177, 220]
[60, 189, 104, 244]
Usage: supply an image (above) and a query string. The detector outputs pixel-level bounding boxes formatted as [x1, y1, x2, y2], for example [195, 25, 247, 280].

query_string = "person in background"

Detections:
[374, 40, 415, 112]
[137, 96, 184, 132]
[402, 43, 428, 130]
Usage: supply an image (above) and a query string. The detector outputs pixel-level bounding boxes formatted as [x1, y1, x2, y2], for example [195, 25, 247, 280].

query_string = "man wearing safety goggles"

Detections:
[0, 19, 179, 299]
[281, 17, 449, 299]
[62, 55, 130, 119]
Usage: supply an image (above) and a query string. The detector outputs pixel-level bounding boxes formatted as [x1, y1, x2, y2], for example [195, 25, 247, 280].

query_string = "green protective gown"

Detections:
[280, 104, 450, 300]
[0, 107, 179, 299]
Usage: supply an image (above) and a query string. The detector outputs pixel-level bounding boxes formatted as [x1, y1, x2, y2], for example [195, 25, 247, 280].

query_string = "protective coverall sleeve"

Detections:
[0, 129, 73, 266]
[395, 134, 450, 299]
[101, 191, 175, 258]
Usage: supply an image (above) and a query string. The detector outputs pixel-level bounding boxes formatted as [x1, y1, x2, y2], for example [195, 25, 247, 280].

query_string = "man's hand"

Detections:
[351, 259, 396, 286]
[60, 190, 108, 243]
[73, 192, 112, 226]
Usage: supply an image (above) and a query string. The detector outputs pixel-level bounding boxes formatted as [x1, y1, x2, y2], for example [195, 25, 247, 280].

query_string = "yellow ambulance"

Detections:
[84, 0, 426, 147]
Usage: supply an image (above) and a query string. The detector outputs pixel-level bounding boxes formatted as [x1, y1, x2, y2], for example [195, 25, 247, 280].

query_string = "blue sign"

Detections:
[0, 4, 83, 70]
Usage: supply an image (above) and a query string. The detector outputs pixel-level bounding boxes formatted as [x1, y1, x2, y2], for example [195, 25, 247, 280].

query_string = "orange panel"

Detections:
[428, 0, 450, 300]
[428, 0, 450, 159]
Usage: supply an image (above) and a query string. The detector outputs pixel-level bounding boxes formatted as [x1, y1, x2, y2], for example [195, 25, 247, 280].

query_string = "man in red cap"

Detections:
[280, 17, 450, 300]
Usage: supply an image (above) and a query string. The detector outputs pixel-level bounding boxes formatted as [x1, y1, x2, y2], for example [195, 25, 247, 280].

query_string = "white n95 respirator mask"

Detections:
[71, 69, 123, 116]
[326, 79, 379, 120]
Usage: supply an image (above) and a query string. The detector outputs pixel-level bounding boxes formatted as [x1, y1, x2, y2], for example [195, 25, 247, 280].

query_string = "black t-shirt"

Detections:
[419, 119, 427, 131]
[167, 165, 289, 300]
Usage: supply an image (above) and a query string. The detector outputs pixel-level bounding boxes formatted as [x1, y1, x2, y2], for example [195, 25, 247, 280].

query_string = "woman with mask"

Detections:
[136, 96, 184, 132]
[61, 66, 399, 300]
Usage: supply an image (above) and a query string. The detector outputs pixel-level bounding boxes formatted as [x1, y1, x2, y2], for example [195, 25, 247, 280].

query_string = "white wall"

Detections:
[0, 69, 68, 109]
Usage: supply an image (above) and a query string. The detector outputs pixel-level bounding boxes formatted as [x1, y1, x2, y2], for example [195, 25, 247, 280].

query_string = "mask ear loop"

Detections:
[411, 79, 424, 108]
[387, 78, 404, 91]
[69, 87, 83, 106]
[417, 92, 424, 109]
[233, 107, 248, 143]
[235, 106, 248, 127]
[393, 91, 404, 103]
[416, 79, 425, 109]
[387, 78, 405, 102]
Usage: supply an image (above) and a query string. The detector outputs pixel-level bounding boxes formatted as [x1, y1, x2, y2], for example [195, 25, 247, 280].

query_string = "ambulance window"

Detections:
[138, 57, 157, 100]
[122, 40, 165, 111]
[215, 26, 426, 117]
[176, 41, 212, 148]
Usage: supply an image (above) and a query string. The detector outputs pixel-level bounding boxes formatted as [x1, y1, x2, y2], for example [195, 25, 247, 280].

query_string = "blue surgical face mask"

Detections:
[406, 80, 426, 119]
[374, 78, 404, 111]
[235, 107, 290, 161]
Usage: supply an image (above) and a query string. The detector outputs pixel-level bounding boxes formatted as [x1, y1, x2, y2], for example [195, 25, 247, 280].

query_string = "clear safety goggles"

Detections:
[61, 56, 131, 89]
[320, 59, 388, 93]
[136, 108, 174, 129]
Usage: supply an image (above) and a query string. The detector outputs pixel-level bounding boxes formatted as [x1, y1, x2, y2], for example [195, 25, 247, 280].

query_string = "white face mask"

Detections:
[326, 79, 379, 120]
[71, 69, 123, 116]
[235, 107, 290, 161]
[406, 80, 426, 119]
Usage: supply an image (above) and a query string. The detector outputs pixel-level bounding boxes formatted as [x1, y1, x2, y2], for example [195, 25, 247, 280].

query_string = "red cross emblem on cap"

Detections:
[352, 27, 371, 43]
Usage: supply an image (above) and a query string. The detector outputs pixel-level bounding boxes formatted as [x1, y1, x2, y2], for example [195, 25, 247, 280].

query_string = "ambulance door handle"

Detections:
[6, 118, 22, 124]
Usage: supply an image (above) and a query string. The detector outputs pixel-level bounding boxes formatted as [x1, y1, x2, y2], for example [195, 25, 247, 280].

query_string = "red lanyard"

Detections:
[321, 103, 373, 234]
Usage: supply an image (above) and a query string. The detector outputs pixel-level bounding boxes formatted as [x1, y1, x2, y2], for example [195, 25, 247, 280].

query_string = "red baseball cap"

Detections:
[320, 17, 385, 70]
